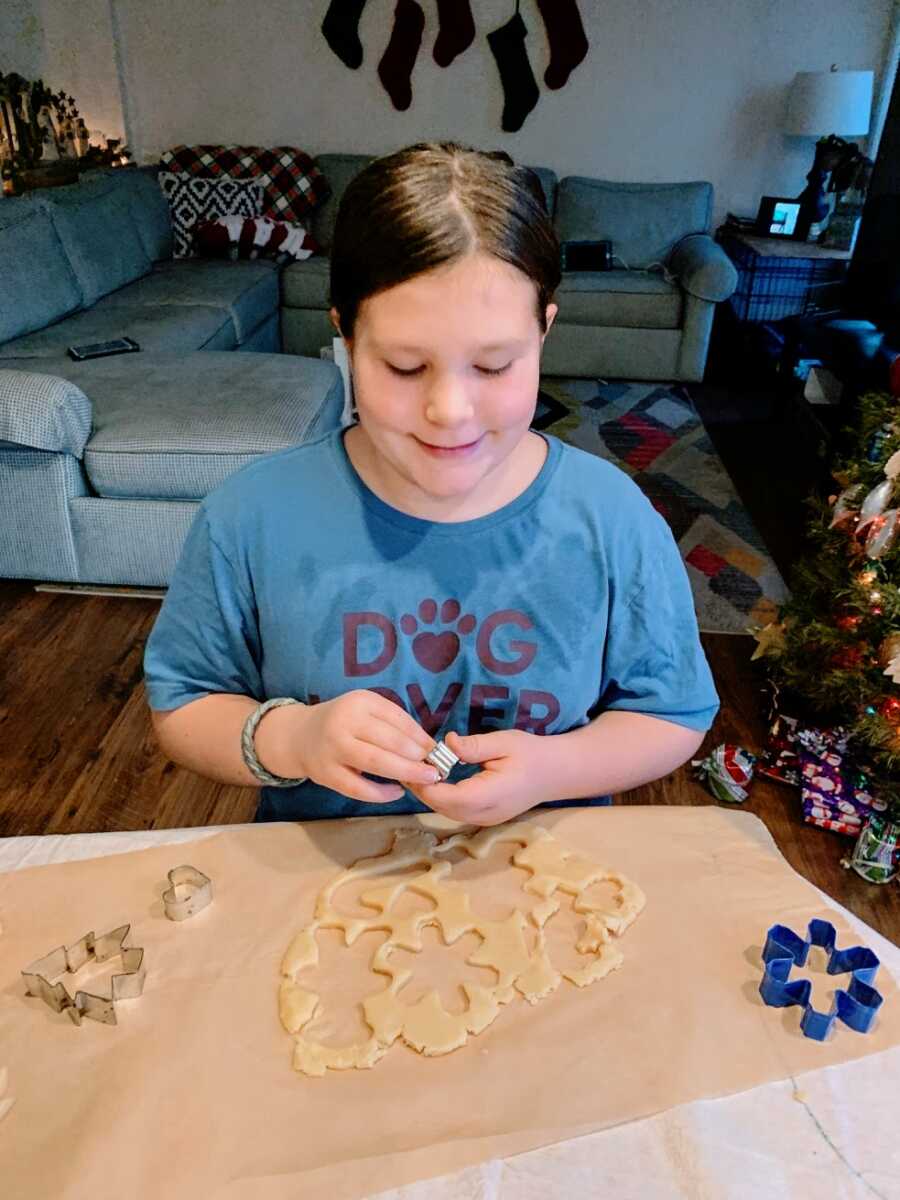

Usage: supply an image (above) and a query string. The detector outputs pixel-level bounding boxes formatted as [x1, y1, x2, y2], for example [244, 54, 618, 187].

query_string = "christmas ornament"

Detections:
[487, 6, 540, 132]
[855, 478, 895, 536]
[692, 744, 757, 803]
[879, 632, 900, 670]
[749, 620, 786, 660]
[865, 508, 900, 559]
[831, 645, 864, 670]
[829, 484, 863, 529]
[885, 448, 900, 478]
[836, 614, 862, 631]
[878, 696, 900, 723]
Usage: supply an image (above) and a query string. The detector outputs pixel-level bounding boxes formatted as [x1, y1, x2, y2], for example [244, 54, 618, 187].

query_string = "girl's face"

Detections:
[333, 251, 557, 517]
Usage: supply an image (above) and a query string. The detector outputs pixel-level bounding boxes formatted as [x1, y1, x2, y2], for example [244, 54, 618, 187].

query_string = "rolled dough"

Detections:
[279, 824, 645, 1076]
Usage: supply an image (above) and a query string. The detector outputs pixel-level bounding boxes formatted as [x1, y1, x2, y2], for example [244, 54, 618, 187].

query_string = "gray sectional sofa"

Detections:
[0, 153, 736, 588]
[285, 153, 738, 383]
[0, 166, 343, 586]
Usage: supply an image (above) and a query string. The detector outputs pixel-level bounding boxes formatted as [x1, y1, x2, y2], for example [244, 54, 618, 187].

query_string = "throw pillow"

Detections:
[158, 173, 263, 259]
[193, 215, 321, 263]
[159, 145, 330, 225]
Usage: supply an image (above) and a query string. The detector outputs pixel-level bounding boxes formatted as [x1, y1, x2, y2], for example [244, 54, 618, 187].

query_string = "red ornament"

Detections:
[837, 615, 862, 631]
[878, 696, 900, 723]
[832, 646, 865, 669]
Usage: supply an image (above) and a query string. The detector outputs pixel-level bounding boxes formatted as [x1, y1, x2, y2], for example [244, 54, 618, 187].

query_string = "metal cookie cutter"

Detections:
[759, 919, 883, 1041]
[425, 741, 460, 782]
[22, 925, 146, 1026]
[163, 865, 213, 922]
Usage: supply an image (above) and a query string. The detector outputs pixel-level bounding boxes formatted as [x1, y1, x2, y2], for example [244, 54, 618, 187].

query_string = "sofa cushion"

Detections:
[46, 186, 152, 306]
[524, 165, 557, 216]
[74, 351, 344, 499]
[113, 167, 174, 261]
[554, 179, 713, 270]
[0, 301, 236, 359]
[308, 153, 374, 253]
[98, 260, 279, 343]
[54, 167, 174, 261]
[281, 255, 331, 310]
[0, 205, 84, 346]
[555, 270, 682, 329]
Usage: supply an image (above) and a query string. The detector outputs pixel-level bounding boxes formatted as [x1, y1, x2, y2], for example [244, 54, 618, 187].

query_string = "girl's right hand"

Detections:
[256, 691, 441, 803]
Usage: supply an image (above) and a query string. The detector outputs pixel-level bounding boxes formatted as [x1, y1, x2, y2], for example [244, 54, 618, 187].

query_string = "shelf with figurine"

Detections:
[0, 72, 131, 198]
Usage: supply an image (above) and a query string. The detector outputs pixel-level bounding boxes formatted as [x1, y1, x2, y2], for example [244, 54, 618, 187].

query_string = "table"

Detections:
[2, 824, 898, 1199]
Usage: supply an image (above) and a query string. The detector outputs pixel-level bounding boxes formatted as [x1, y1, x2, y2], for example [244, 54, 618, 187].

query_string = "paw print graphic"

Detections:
[401, 599, 476, 673]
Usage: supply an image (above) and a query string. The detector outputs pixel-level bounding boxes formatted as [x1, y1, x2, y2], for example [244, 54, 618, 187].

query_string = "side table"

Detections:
[716, 229, 852, 323]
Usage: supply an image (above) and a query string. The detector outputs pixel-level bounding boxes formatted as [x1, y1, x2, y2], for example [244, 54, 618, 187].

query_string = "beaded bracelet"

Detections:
[240, 697, 307, 788]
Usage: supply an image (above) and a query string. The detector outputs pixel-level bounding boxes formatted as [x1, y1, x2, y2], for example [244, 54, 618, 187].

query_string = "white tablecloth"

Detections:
[2, 826, 898, 1199]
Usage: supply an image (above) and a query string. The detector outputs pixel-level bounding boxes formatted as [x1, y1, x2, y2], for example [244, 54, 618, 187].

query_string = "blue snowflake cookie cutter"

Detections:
[759, 919, 883, 1041]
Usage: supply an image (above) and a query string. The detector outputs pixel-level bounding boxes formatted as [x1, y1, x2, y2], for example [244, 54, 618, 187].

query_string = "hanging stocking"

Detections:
[378, 0, 425, 111]
[487, 7, 539, 133]
[322, 0, 370, 69]
[433, 0, 475, 67]
[536, 0, 589, 90]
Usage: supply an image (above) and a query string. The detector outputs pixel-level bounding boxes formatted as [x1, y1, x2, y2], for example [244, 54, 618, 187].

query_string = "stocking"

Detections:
[378, 0, 425, 111]
[536, 0, 589, 90]
[321, 0, 370, 69]
[433, 0, 475, 67]
[487, 9, 539, 133]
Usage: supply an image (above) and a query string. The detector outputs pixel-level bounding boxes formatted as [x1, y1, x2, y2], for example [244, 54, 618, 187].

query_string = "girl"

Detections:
[144, 141, 718, 826]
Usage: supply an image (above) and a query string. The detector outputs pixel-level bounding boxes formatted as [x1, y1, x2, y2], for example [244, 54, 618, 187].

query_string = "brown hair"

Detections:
[329, 141, 561, 342]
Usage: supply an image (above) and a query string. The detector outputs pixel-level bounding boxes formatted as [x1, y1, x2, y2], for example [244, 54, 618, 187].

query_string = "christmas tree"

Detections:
[756, 389, 900, 820]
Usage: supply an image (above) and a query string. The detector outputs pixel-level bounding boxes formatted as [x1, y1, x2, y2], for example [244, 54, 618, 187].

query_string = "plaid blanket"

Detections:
[159, 145, 330, 225]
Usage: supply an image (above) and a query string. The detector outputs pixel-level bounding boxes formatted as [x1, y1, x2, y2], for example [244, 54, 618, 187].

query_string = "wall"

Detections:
[2, 0, 895, 225]
[0, 0, 125, 145]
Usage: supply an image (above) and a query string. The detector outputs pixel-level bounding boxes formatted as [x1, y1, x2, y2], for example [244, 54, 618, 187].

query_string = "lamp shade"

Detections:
[784, 69, 873, 136]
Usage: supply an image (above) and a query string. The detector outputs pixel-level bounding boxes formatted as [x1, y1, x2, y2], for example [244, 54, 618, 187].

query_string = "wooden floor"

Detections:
[1, 376, 897, 944]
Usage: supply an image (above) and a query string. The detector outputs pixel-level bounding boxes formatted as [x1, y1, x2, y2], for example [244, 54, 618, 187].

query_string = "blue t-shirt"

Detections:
[143, 427, 719, 819]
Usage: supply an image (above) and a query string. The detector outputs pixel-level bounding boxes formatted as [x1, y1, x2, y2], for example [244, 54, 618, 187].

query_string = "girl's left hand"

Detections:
[403, 729, 552, 826]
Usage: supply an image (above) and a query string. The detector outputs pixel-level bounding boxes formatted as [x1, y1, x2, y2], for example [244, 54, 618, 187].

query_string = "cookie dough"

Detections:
[279, 824, 645, 1076]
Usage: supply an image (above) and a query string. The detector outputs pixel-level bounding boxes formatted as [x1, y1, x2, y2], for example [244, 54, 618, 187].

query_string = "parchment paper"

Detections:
[0, 806, 897, 1199]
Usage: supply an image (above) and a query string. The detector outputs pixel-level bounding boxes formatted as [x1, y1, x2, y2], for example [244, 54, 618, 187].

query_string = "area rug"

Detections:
[533, 378, 788, 635]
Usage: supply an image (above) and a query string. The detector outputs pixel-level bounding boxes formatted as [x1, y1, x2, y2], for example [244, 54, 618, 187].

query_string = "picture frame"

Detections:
[754, 195, 810, 241]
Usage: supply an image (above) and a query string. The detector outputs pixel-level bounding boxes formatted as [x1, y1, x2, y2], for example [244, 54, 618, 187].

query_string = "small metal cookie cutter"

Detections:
[22, 925, 146, 1026]
[163, 865, 213, 922]
[425, 741, 460, 782]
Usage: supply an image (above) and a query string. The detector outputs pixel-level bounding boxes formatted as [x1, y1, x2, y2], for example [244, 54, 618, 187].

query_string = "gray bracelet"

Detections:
[241, 697, 307, 788]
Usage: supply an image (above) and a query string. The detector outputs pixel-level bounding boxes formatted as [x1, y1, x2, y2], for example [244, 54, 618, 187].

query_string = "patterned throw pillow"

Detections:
[158, 173, 264, 259]
[193, 215, 320, 263]
[159, 145, 330, 225]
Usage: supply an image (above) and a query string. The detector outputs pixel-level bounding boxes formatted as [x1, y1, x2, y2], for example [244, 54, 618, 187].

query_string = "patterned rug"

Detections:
[533, 379, 788, 635]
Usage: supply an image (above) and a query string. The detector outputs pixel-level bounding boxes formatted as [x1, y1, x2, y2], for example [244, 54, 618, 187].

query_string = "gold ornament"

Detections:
[880, 633, 900, 682]
[749, 621, 787, 661]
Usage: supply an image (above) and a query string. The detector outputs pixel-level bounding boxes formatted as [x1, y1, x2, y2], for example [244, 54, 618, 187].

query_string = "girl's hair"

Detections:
[329, 141, 561, 341]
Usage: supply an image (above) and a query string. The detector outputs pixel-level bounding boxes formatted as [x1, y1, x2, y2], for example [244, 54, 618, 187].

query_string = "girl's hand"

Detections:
[403, 729, 553, 826]
[256, 691, 441, 803]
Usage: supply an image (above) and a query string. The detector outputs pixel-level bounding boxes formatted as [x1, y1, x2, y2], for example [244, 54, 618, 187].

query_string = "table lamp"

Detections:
[785, 66, 873, 233]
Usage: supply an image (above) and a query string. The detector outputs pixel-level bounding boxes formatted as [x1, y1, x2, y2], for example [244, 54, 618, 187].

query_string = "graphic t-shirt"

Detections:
[143, 427, 719, 819]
